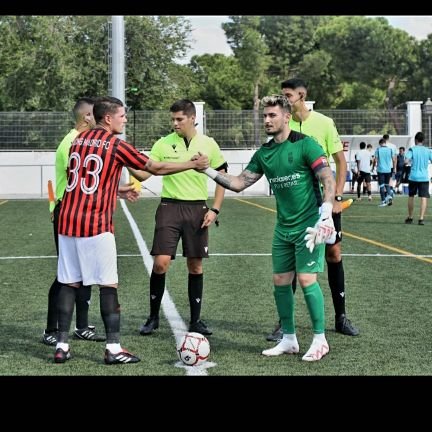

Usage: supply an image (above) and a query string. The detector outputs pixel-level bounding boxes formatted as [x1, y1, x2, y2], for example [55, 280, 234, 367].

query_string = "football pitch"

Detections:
[0, 195, 431, 376]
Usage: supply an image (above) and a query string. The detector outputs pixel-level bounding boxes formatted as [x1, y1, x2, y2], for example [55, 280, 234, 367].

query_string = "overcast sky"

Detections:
[182, 16, 432, 63]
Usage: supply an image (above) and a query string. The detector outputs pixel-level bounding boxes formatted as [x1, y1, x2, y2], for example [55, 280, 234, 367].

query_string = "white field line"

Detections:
[119, 199, 211, 376]
[3, 253, 432, 260]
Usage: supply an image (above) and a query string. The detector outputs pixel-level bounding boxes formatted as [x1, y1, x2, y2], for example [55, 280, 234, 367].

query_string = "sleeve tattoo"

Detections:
[317, 167, 335, 203]
[213, 169, 262, 192]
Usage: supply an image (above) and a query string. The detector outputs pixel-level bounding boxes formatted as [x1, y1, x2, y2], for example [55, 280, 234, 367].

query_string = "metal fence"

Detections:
[422, 112, 432, 147]
[0, 112, 71, 151]
[319, 109, 407, 136]
[0, 108, 409, 151]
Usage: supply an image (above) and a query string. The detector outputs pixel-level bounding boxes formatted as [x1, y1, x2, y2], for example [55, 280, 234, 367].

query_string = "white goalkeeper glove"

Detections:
[304, 202, 337, 253]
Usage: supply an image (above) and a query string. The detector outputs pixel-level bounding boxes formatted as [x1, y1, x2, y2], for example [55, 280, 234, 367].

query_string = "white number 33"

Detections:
[66, 152, 103, 194]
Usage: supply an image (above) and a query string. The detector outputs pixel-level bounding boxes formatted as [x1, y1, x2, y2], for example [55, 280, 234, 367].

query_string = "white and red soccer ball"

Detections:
[176, 332, 210, 366]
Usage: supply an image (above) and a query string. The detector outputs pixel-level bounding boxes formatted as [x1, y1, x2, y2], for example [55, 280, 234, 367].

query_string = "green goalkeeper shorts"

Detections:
[272, 223, 324, 275]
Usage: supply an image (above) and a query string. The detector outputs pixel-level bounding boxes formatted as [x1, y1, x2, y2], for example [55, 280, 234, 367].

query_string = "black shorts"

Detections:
[53, 200, 62, 256]
[331, 211, 342, 244]
[408, 181, 430, 198]
[151, 198, 209, 259]
[402, 166, 411, 183]
[358, 171, 371, 184]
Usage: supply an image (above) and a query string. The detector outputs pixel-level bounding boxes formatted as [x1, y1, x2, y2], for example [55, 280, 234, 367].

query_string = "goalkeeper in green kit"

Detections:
[202, 95, 335, 361]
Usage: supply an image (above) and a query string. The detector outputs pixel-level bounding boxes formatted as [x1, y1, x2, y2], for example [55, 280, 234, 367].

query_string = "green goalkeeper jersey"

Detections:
[246, 131, 328, 231]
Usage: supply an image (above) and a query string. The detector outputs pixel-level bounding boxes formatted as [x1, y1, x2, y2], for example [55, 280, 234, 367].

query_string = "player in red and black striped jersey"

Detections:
[54, 96, 209, 365]
[58, 124, 149, 237]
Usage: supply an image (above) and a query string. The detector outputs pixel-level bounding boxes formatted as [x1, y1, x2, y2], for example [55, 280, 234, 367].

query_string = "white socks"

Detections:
[106, 343, 122, 354]
[281, 333, 299, 348]
[302, 333, 329, 362]
[312, 333, 327, 344]
[56, 342, 69, 352]
[262, 334, 299, 356]
[262, 333, 329, 361]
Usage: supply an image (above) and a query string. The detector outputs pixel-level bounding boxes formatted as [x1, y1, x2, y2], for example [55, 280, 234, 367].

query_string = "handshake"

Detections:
[190, 152, 209, 171]
[304, 202, 337, 253]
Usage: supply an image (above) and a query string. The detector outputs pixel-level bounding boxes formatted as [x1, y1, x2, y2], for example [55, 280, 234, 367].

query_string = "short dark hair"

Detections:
[281, 78, 308, 90]
[360, 141, 366, 149]
[399, 146, 405, 151]
[379, 138, 385, 145]
[383, 134, 390, 140]
[367, 143, 372, 149]
[93, 96, 124, 123]
[415, 131, 424, 143]
[170, 99, 196, 117]
[72, 97, 94, 121]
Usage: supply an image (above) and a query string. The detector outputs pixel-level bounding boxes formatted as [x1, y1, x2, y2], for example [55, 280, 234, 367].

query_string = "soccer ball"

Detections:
[176, 332, 210, 366]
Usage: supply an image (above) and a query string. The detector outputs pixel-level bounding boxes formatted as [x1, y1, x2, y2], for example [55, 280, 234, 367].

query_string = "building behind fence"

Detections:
[2, 107, 427, 151]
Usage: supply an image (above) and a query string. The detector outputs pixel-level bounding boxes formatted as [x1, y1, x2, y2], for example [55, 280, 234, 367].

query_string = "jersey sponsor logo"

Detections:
[268, 173, 300, 184]
[204, 246, 208, 253]
[268, 172, 301, 190]
[306, 261, 316, 267]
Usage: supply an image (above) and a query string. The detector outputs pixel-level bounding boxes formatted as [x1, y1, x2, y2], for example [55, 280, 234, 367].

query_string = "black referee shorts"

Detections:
[150, 198, 209, 259]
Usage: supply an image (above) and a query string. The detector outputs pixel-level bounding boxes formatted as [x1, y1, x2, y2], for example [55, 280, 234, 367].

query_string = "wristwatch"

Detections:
[335, 195, 343, 202]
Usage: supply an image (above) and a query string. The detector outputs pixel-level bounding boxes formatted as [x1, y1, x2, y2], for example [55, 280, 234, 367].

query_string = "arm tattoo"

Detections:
[213, 172, 234, 189]
[317, 167, 335, 203]
[213, 169, 262, 192]
[241, 170, 262, 188]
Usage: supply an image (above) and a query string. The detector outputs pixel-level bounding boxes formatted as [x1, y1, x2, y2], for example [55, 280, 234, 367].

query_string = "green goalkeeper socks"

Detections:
[303, 282, 325, 334]
[273, 284, 295, 334]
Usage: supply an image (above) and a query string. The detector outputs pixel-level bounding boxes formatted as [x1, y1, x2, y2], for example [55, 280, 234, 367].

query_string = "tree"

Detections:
[259, 15, 329, 82]
[187, 53, 250, 109]
[124, 16, 193, 109]
[0, 16, 113, 110]
[316, 16, 418, 109]
[0, 16, 193, 111]
[1, 16, 81, 110]
[408, 35, 432, 102]
[223, 16, 271, 144]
